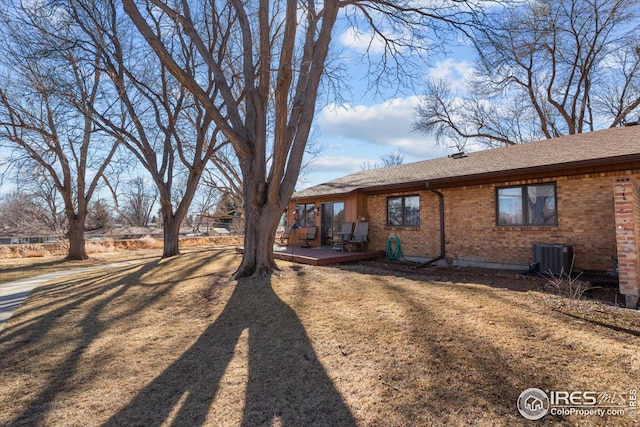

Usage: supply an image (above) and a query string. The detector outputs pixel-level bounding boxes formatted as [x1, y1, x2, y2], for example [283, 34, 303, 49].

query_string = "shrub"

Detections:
[544, 257, 596, 309]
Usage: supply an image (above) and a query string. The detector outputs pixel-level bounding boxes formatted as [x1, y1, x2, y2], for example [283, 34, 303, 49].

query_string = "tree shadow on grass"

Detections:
[3, 260, 165, 426]
[365, 276, 616, 426]
[2, 249, 236, 426]
[336, 261, 545, 294]
[0, 262, 155, 354]
[0, 251, 159, 282]
[104, 277, 357, 427]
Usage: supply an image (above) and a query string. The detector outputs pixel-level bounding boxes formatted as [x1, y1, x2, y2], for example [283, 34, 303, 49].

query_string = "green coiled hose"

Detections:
[385, 235, 402, 260]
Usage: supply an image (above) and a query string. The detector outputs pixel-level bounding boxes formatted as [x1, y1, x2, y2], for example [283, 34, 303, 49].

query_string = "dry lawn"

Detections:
[0, 247, 638, 426]
[0, 249, 161, 283]
[0, 235, 242, 283]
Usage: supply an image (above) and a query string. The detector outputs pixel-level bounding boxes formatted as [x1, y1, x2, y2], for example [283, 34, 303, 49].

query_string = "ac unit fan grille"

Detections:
[533, 244, 573, 276]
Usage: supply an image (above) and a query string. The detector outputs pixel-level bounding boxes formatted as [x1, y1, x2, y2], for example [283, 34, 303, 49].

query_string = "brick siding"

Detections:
[367, 191, 440, 257]
[365, 171, 640, 271]
[614, 177, 640, 299]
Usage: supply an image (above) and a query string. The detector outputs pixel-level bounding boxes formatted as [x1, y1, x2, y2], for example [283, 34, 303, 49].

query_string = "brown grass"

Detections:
[0, 235, 243, 259]
[1, 248, 638, 426]
[0, 236, 242, 283]
[0, 249, 162, 284]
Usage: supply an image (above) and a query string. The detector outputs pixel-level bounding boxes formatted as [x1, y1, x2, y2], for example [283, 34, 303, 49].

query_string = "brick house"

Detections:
[289, 125, 640, 308]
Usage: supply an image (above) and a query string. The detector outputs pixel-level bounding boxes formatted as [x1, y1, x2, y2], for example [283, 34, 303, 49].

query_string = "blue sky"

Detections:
[0, 5, 477, 204]
[299, 22, 475, 190]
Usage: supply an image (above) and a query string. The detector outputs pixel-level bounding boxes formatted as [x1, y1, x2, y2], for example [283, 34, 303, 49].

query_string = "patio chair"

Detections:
[299, 226, 317, 248]
[347, 222, 369, 251]
[332, 222, 354, 251]
[278, 226, 292, 245]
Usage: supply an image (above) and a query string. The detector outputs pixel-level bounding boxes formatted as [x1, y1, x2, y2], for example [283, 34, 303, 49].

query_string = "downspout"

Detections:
[416, 185, 445, 268]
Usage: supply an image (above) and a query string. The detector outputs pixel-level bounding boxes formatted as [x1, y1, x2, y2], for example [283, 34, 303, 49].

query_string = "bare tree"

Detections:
[414, 0, 640, 149]
[0, 2, 119, 259]
[121, 0, 469, 278]
[115, 177, 158, 228]
[202, 133, 324, 234]
[203, 144, 244, 225]
[380, 151, 405, 167]
[359, 151, 405, 170]
[186, 182, 220, 234]
[65, 0, 228, 257]
[0, 191, 53, 236]
[17, 165, 68, 234]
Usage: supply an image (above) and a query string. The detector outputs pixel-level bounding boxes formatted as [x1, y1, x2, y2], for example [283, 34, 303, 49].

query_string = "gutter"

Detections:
[416, 184, 445, 268]
[425, 154, 640, 188]
[293, 153, 640, 200]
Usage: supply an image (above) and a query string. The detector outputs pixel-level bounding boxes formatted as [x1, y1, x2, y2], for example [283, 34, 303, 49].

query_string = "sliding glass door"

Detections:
[320, 202, 345, 245]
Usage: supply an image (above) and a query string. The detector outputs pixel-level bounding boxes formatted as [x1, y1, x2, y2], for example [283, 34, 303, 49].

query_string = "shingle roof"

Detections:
[293, 125, 640, 199]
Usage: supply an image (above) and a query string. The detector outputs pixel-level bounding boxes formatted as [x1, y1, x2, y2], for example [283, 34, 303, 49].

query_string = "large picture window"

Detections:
[387, 195, 420, 227]
[497, 183, 557, 226]
[295, 203, 316, 227]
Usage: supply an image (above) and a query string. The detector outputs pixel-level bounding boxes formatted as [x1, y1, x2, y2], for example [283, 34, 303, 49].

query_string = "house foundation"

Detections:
[614, 177, 640, 309]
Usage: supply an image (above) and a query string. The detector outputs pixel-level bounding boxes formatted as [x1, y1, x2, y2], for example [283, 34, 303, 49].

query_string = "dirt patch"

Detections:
[1, 249, 638, 426]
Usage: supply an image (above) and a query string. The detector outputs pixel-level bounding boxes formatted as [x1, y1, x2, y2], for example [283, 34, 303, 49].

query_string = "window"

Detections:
[497, 183, 557, 226]
[295, 203, 316, 227]
[387, 195, 420, 227]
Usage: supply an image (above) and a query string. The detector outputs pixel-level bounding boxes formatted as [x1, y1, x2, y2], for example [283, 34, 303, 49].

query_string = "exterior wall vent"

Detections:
[533, 243, 574, 276]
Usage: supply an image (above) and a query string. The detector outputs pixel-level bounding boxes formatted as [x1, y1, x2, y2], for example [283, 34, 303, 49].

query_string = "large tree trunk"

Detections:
[235, 209, 281, 279]
[159, 178, 197, 259]
[67, 216, 88, 260]
[162, 214, 181, 258]
[234, 181, 283, 279]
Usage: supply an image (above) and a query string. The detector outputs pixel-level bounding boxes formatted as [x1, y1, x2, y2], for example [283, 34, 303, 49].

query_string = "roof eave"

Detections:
[426, 153, 640, 187]
[293, 153, 640, 199]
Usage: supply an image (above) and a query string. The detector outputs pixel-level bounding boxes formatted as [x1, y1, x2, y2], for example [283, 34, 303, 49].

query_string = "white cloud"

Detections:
[338, 23, 416, 56]
[339, 27, 388, 55]
[316, 96, 447, 158]
[427, 58, 474, 92]
[308, 156, 367, 173]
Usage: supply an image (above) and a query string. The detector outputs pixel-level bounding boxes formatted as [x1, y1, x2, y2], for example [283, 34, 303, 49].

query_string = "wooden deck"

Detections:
[236, 245, 386, 266]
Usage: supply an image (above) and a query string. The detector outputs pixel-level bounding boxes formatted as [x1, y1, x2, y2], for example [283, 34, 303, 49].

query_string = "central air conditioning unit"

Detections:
[533, 243, 574, 276]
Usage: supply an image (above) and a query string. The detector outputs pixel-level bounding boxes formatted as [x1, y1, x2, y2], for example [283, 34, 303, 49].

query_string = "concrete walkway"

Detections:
[0, 261, 141, 331]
